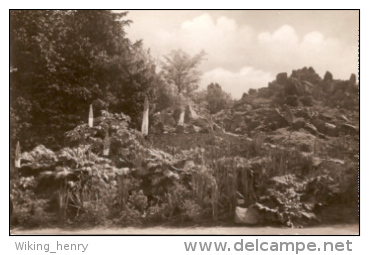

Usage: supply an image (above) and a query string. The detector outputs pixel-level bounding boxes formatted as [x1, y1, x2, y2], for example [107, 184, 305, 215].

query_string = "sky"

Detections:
[124, 10, 359, 99]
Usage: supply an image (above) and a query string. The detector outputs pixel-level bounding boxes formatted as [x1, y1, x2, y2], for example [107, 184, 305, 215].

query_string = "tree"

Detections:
[10, 10, 159, 151]
[205, 83, 233, 114]
[160, 49, 206, 96]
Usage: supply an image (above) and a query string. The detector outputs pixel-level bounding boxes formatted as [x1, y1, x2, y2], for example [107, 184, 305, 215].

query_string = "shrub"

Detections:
[128, 190, 148, 213]
[181, 199, 204, 222]
[11, 199, 56, 228]
[117, 207, 143, 226]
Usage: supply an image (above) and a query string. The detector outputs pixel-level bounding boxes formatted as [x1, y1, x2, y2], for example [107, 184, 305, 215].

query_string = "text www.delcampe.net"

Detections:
[184, 239, 353, 253]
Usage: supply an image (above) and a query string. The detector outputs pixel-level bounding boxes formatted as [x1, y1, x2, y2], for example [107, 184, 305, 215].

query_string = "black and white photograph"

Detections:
[9, 10, 359, 236]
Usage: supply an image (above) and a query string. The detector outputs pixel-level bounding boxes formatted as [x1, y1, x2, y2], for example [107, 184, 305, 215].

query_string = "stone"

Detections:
[276, 72, 288, 85]
[349, 73, 357, 84]
[335, 81, 350, 92]
[234, 205, 261, 224]
[325, 123, 337, 137]
[291, 118, 306, 131]
[291, 67, 321, 85]
[193, 118, 209, 131]
[235, 127, 242, 133]
[318, 112, 333, 121]
[340, 123, 358, 134]
[268, 81, 284, 91]
[312, 119, 326, 133]
[248, 88, 257, 95]
[300, 81, 314, 95]
[282, 104, 295, 124]
[285, 95, 300, 107]
[213, 123, 223, 132]
[301, 211, 317, 221]
[339, 115, 349, 122]
[295, 109, 312, 119]
[304, 123, 318, 135]
[265, 109, 289, 129]
[324, 71, 333, 81]
[285, 77, 301, 96]
[321, 80, 334, 93]
[187, 104, 198, 120]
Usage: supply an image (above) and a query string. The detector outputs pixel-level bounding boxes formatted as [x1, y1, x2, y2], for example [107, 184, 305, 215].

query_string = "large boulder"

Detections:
[264, 109, 289, 129]
[276, 72, 288, 85]
[349, 73, 357, 84]
[285, 77, 302, 96]
[192, 117, 212, 133]
[234, 205, 262, 224]
[291, 67, 321, 84]
[340, 123, 358, 134]
[282, 104, 295, 124]
[300, 81, 314, 95]
[285, 95, 300, 107]
[304, 123, 318, 136]
[285, 78, 314, 96]
[324, 71, 333, 82]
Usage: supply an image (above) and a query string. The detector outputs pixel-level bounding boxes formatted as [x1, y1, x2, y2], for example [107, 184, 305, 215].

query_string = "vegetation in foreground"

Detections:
[10, 10, 358, 229]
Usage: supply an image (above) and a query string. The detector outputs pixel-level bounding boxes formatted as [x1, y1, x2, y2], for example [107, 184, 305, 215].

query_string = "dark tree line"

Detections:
[10, 10, 159, 151]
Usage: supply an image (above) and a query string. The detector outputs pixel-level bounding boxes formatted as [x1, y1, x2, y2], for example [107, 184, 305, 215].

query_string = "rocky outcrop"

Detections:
[212, 67, 358, 141]
[276, 72, 288, 85]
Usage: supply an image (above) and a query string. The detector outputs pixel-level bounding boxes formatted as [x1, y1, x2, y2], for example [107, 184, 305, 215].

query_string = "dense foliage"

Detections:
[160, 49, 206, 96]
[10, 10, 159, 152]
[205, 83, 233, 114]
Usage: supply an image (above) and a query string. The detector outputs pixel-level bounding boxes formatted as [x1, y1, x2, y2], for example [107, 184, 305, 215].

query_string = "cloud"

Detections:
[303, 31, 324, 45]
[181, 14, 215, 30]
[258, 25, 299, 45]
[128, 13, 254, 71]
[200, 67, 274, 99]
[256, 25, 358, 80]
[173, 14, 254, 74]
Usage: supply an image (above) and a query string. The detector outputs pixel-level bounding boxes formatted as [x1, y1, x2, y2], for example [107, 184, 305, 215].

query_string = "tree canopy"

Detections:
[160, 49, 206, 96]
[10, 10, 159, 151]
[205, 83, 233, 114]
